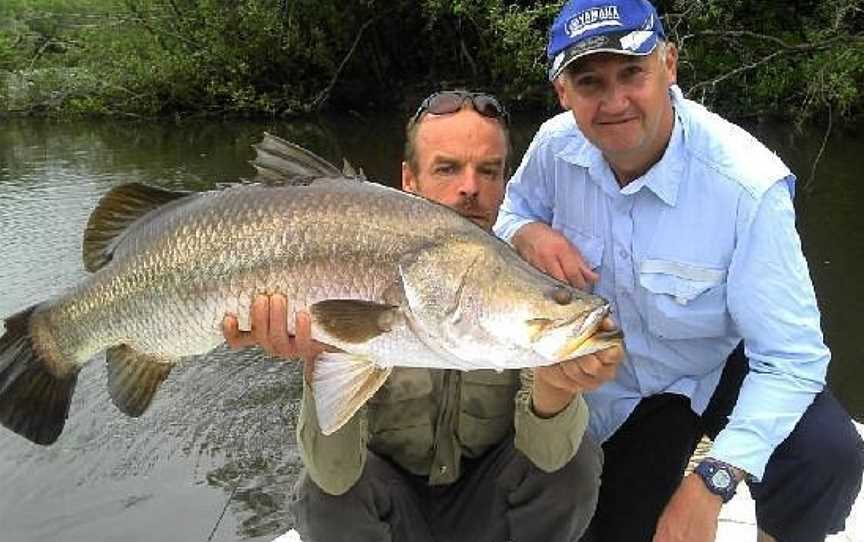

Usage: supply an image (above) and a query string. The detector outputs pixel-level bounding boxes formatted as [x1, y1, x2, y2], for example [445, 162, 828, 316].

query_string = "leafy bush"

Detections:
[0, 0, 862, 123]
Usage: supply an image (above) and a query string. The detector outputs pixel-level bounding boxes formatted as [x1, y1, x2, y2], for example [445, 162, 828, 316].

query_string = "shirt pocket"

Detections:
[638, 259, 730, 340]
[558, 225, 604, 271]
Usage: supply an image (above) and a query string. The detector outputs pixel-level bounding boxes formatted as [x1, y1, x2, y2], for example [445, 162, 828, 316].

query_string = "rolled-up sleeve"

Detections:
[297, 380, 368, 495]
[514, 387, 590, 472]
[712, 177, 830, 480]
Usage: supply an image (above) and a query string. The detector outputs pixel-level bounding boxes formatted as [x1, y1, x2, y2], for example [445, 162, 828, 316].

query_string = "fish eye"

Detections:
[549, 287, 573, 305]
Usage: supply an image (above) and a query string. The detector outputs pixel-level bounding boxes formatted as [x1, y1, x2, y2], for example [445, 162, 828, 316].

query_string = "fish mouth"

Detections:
[554, 304, 624, 360]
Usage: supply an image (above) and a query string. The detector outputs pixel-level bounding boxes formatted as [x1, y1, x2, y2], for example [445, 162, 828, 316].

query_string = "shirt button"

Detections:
[619, 249, 628, 259]
[439, 465, 447, 474]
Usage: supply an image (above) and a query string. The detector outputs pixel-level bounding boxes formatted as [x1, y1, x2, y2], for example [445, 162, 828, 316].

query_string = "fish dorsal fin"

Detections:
[312, 352, 391, 435]
[341, 158, 366, 180]
[105, 345, 173, 417]
[310, 300, 399, 344]
[252, 132, 347, 185]
[83, 183, 191, 272]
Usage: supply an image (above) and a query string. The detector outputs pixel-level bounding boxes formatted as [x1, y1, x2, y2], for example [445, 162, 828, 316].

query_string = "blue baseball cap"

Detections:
[547, 0, 666, 81]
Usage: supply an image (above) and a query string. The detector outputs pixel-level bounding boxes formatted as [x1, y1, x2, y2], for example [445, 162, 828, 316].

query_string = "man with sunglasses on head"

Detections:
[495, 1, 864, 541]
[222, 90, 623, 542]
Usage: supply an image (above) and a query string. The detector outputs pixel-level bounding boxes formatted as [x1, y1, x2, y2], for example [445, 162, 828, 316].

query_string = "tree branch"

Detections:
[309, 16, 379, 112]
[802, 103, 833, 196]
[681, 30, 794, 49]
[685, 34, 844, 98]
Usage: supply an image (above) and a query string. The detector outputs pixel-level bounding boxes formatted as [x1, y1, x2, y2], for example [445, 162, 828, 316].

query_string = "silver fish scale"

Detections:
[37, 181, 486, 367]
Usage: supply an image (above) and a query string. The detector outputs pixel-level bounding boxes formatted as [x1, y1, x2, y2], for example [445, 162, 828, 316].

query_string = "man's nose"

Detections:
[601, 83, 629, 113]
[456, 170, 481, 197]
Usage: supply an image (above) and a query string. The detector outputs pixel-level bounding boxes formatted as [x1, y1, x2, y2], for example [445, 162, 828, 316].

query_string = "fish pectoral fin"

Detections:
[83, 183, 192, 272]
[105, 346, 174, 417]
[310, 300, 400, 344]
[312, 353, 391, 435]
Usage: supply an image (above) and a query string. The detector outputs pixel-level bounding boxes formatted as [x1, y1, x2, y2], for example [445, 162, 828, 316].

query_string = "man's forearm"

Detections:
[297, 381, 368, 495]
[514, 387, 589, 472]
[531, 376, 578, 418]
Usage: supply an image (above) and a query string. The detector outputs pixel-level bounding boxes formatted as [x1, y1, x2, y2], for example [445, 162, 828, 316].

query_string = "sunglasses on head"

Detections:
[411, 91, 509, 126]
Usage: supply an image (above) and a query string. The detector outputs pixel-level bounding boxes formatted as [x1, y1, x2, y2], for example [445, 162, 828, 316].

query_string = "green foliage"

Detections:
[0, 0, 862, 124]
[657, 0, 864, 124]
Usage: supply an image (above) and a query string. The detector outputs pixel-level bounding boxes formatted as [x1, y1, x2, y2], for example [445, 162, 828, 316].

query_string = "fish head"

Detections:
[400, 238, 623, 366]
[475, 252, 623, 363]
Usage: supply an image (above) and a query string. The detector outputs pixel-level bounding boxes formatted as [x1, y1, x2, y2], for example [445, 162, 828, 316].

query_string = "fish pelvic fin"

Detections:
[312, 353, 391, 435]
[310, 300, 399, 344]
[106, 346, 173, 417]
[252, 132, 350, 185]
[83, 183, 191, 272]
[0, 305, 79, 445]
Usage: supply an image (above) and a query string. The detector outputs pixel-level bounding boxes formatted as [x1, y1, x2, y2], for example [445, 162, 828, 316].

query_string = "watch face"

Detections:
[711, 469, 732, 489]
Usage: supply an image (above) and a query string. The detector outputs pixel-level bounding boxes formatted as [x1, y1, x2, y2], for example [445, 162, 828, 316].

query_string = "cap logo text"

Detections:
[566, 6, 622, 38]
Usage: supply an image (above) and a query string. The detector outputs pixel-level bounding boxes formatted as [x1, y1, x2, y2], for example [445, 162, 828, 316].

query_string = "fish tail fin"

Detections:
[0, 305, 79, 445]
[312, 353, 391, 435]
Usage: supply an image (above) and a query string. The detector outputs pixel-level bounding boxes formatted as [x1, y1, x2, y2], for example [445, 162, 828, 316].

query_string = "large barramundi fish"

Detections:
[0, 134, 623, 445]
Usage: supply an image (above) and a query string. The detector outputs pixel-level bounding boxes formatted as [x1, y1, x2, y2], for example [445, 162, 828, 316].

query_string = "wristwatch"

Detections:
[694, 458, 740, 503]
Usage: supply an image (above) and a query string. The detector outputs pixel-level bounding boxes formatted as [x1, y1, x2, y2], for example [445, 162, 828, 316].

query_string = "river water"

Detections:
[0, 115, 861, 541]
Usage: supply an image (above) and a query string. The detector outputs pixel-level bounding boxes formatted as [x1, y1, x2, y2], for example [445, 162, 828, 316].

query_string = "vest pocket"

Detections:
[458, 411, 512, 452]
[367, 369, 436, 458]
[458, 370, 518, 452]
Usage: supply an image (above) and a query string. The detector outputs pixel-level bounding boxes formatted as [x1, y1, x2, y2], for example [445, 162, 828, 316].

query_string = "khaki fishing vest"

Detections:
[366, 367, 521, 485]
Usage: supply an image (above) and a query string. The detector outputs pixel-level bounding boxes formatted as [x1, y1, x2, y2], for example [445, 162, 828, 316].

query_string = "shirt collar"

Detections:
[622, 102, 685, 206]
[555, 85, 688, 207]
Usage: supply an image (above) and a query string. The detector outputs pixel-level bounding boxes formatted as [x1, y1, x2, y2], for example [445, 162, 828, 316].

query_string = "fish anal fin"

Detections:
[310, 300, 399, 344]
[83, 183, 191, 272]
[312, 353, 391, 435]
[105, 346, 173, 417]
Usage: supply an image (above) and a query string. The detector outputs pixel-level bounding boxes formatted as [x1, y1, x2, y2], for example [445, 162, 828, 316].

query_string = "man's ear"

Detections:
[663, 43, 679, 85]
[553, 78, 570, 110]
[402, 161, 418, 193]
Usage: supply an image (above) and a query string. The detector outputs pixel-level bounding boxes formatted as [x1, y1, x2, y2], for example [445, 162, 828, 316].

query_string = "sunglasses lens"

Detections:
[413, 91, 508, 125]
[425, 92, 467, 115]
[472, 95, 505, 120]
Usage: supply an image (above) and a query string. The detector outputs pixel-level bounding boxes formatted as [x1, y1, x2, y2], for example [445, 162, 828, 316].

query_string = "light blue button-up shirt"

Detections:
[495, 86, 830, 480]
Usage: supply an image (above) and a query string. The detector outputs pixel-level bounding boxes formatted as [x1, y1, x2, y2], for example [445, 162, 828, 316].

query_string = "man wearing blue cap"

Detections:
[495, 0, 864, 541]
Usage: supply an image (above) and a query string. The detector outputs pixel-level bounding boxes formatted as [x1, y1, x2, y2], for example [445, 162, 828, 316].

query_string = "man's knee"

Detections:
[753, 393, 864, 540]
[782, 392, 863, 483]
[532, 434, 603, 508]
[290, 453, 406, 542]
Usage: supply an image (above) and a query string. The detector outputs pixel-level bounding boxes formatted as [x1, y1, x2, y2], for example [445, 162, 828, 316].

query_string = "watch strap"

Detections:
[694, 458, 740, 503]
